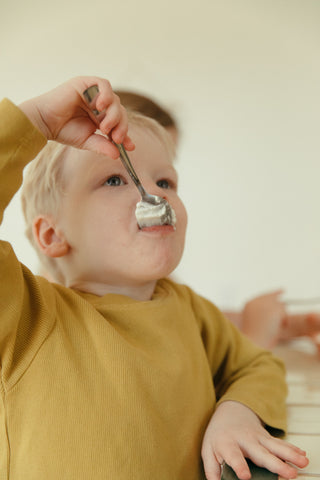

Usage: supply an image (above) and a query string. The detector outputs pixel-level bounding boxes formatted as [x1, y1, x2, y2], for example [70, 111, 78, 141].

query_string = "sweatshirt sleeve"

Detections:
[0, 98, 55, 391]
[0, 98, 47, 222]
[189, 288, 288, 434]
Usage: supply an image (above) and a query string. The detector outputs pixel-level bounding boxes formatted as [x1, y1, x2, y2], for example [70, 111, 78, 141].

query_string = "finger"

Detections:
[94, 78, 116, 112]
[273, 289, 285, 297]
[264, 289, 285, 299]
[122, 135, 135, 151]
[224, 452, 251, 480]
[261, 437, 309, 468]
[311, 330, 320, 345]
[216, 443, 251, 480]
[80, 77, 114, 111]
[306, 313, 320, 334]
[246, 441, 302, 480]
[106, 105, 135, 149]
[80, 133, 120, 158]
[109, 107, 131, 145]
[98, 101, 129, 142]
[252, 451, 298, 479]
[99, 101, 122, 136]
[80, 78, 115, 128]
[80, 81, 131, 147]
[201, 448, 223, 480]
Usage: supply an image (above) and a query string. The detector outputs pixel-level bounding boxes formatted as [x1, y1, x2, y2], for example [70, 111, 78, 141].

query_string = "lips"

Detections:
[140, 224, 175, 233]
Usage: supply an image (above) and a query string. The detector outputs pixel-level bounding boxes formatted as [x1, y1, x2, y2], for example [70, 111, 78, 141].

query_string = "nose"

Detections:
[135, 176, 160, 199]
[150, 185, 169, 201]
[158, 191, 168, 201]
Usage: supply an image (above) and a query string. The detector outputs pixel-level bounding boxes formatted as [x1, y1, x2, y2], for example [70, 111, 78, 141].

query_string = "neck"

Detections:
[69, 280, 158, 301]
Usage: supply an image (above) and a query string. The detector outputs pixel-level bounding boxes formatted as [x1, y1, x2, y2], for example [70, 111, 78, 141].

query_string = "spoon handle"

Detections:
[115, 143, 147, 198]
[83, 85, 146, 198]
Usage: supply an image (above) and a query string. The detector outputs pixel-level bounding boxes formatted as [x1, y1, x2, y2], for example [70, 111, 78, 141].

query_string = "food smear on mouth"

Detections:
[135, 200, 176, 229]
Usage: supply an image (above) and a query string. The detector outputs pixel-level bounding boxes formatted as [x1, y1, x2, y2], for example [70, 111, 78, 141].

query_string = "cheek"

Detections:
[175, 199, 188, 232]
[85, 199, 129, 229]
[61, 204, 105, 248]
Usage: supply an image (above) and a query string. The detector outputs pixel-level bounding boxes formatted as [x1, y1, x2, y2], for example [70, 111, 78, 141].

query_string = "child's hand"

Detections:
[313, 330, 320, 356]
[279, 312, 320, 355]
[241, 290, 286, 348]
[201, 401, 308, 480]
[19, 76, 134, 158]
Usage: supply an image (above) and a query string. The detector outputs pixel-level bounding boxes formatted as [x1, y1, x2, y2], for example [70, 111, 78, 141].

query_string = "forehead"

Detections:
[128, 123, 174, 166]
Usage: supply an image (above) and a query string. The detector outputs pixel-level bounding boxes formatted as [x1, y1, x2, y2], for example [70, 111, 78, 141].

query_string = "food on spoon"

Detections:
[135, 200, 176, 229]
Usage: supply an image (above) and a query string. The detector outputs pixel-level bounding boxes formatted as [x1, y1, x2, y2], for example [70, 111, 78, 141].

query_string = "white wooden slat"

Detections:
[271, 340, 320, 476]
[280, 476, 320, 480]
[286, 382, 320, 406]
[287, 405, 320, 434]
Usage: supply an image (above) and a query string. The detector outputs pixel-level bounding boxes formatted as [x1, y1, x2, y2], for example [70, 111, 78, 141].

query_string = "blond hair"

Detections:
[21, 112, 176, 282]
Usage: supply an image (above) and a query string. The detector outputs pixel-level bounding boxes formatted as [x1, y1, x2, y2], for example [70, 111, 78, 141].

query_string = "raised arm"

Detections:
[0, 75, 134, 379]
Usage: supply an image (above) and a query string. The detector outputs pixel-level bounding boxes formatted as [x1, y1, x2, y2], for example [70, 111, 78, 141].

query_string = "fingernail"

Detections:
[83, 85, 99, 104]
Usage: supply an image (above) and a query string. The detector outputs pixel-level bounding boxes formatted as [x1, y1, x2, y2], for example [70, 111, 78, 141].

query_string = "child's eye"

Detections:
[157, 179, 171, 189]
[104, 175, 125, 187]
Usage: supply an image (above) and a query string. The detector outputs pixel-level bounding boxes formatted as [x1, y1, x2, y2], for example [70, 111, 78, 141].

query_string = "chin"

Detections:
[146, 253, 182, 280]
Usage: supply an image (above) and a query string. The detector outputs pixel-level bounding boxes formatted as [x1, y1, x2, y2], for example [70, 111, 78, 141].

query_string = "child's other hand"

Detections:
[201, 401, 308, 480]
[19, 76, 134, 158]
[241, 290, 286, 348]
[279, 312, 320, 356]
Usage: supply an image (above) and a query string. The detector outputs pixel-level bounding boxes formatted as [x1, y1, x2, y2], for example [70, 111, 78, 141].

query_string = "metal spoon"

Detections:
[83, 85, 176, 229]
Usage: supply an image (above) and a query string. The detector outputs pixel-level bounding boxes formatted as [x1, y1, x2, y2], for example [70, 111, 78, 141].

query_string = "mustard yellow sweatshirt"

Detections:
[0, 99, 287, 480]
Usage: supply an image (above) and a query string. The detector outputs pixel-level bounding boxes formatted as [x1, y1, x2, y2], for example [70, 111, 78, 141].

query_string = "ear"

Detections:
[32, 215, 70, 258]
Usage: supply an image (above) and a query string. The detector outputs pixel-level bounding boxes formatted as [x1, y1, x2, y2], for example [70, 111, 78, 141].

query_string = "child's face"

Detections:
[57, 126, 187, 293]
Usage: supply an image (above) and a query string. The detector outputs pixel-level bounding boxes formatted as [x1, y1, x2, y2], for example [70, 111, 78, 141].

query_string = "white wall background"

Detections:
[1, 0, 320, 309]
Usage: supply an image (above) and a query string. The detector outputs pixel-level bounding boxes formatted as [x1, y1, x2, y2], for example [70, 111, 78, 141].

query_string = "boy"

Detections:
[0, 76, 308, 480]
